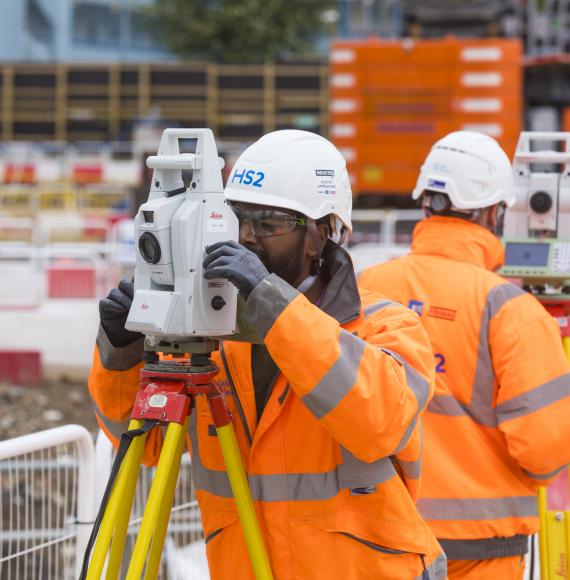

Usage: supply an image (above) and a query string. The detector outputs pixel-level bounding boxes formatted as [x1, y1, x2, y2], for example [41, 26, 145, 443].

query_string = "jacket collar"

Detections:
[318, 241, 361, 324]
[411, 216, 505, 271]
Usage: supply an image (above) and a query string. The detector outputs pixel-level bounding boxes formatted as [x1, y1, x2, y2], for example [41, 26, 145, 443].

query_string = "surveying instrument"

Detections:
[502, 131, 570, 579]
[81, 129, 273, 579]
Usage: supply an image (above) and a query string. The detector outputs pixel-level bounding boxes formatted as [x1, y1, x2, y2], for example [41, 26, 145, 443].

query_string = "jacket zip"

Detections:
[220, 343, 252, 444]
[339, 532, 425, 557]
[260, 372, 280, 417]
[205, 528, 224, 544]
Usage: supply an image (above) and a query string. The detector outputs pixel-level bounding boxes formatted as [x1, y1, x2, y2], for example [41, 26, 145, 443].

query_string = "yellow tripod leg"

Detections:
[562, 336, 570, 361]
[538, 336, 570, 580]
[87, 419, 147, 580]
[125, 418, 188, 580]
[143, 419, 187, 580]
[216, 423, 273, 580]
[105, 427, 148, 580]
[538, 486, 550, 579]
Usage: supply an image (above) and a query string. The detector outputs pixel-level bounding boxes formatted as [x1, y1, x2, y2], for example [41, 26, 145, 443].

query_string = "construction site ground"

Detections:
[0, 377, 98, 441]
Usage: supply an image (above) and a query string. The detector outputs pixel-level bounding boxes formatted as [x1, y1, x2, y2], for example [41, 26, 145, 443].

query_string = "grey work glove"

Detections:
[99, 279, 143, 348]
[203, 241, 270, 299]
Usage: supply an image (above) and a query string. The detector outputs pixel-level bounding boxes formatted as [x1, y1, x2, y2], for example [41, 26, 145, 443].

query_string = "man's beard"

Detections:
[245, 233, 306, 287]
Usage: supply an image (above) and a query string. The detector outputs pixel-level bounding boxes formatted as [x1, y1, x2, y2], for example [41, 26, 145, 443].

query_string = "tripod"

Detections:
[81, 351, 273, 580]
[536, 299, 570, 580]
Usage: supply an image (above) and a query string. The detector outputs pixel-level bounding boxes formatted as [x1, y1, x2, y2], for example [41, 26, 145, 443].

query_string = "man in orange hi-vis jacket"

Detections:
[360, 130, 570, 580]
[88, 130, 447, 580]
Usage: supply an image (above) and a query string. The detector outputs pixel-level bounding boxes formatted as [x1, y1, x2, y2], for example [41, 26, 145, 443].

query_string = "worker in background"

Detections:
[359, 130, 570, 579]
[89, 130, 446, 579]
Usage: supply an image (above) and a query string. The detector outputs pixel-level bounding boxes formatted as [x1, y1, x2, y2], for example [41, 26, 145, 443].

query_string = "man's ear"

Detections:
[306, 221, 329, 259]
[485, 204, 499, 231]
[317, 222, 330, 245]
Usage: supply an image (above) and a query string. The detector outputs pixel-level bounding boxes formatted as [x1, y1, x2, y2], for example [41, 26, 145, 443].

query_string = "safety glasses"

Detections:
[228, 204, 307, 238]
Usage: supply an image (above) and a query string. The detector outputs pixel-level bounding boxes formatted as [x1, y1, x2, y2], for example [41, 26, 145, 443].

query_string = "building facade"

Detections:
[0, 0, 172, 62]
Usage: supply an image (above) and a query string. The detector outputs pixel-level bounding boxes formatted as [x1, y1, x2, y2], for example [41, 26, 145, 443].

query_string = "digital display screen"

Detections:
[505, 242, 549, 267]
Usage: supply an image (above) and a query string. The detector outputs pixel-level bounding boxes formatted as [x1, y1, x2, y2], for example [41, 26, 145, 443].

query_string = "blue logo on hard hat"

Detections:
[427, 178, 446, 190]
[231, 168, 265, 188]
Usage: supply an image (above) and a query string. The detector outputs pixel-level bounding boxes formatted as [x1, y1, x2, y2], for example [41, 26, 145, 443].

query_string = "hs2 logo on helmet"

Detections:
[231, 168, 265, 188]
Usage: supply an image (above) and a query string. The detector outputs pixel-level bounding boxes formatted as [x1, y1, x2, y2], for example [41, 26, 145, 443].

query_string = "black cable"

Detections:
[529, 533, 535, 579]
[79, 421, 158, 579]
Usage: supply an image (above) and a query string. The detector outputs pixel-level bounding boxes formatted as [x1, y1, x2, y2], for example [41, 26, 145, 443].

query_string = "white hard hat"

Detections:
[224, 130, 353, 237]
[413, 130, 516, 209]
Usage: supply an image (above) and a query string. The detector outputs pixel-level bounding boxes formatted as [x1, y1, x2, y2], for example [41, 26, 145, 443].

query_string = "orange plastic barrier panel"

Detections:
[332, 67, 453, 90]
[331, 37, 523, 195]
[563, 108, 570, 132]
[72, 164, 103, 184]
[4, 163, 36, 184]
[0, 351, 42, 386]
[341, 142, 434, 166]
[331, 116, 453, 142]
[350, 163, 419, 193]
[330, 90, 452, 114]
[47, 267, 97, 299]
[451, 39, 522, 66]
[332, 39, 454, 67]
[451, 66, 521, 91]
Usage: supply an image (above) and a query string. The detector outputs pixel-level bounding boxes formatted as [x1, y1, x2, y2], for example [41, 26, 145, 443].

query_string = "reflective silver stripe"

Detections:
[427, 394, 496, 426]
[92, 403, 130, 440]
[96, 325, 144, 371]
[469, 284, 524, 426]
[496, 372, 570, 423]
[302, 330, 366, 419]
[250, 451, 396, 501]
[337, 446, 397, 488]
[414, 553, 448, 580]
[392, 456, 421, 480]
[418, 496, 537, 521]
[242, 274, 299, 339]
[394, 420, 422, 480]
[190, 414, 396, 501]
[189, 413, 234, 497]
[429, 284, 525, 427]
[383, 348, 430, 453]
[363, 299, 399, 318]
[487, 283, 526, 318]
[430, 372, 570, 426]
[427, 394, 466, 417]
[249, 471, 340, 502]
[523, 463, 568, 481]
[439, 535, 528, 560]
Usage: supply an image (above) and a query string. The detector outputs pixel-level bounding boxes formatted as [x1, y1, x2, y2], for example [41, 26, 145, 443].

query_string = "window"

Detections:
[73, 3, 121, 46]
[26, 0, 53, 45]
[129, 10, 161, 49]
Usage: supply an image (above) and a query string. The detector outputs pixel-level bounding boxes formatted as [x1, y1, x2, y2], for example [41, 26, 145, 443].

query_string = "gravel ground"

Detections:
[0, 377, 99, 441]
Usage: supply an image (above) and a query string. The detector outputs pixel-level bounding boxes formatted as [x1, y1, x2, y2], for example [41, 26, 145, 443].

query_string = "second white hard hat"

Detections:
[413, 130, 516, 209]
[224, 130, 353, 236]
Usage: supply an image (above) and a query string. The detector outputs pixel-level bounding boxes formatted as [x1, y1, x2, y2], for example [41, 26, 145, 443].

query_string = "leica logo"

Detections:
[210, 211, 223, 219]
[140, 303, 150, 310]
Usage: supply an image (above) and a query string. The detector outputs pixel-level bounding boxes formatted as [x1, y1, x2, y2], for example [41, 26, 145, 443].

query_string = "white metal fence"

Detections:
[0, 425, 94, 579]
[0, 426, 208, 580]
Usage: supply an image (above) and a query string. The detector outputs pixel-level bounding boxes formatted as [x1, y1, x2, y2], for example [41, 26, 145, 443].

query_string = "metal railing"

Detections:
[0, 425, 94, 579]
[0, 426, 208, 579]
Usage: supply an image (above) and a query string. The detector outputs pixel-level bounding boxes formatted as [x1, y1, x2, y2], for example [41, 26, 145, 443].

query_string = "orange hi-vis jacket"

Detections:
[359, 217, 570, 561]
[89, 246, 446, 580]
